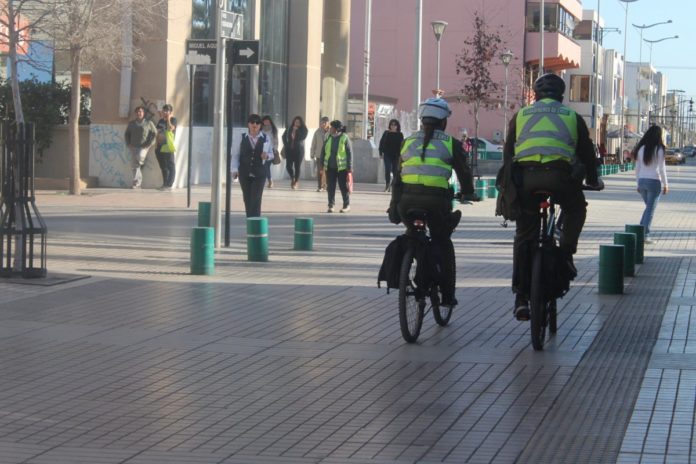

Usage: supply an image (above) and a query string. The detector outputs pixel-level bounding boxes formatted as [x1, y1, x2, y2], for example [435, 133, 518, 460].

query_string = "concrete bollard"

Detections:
[198, 201, 211, 227]
[599, 244, 624, 294]
[614, 232, 636, 277]
[294, 217, 314, 251]
[625, 224, 645, 264]
[190, 227, 214, 275]
[247, 217, 269, 262]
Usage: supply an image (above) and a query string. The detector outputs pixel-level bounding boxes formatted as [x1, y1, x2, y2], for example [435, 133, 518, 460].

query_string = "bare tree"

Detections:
[41, 0, 166, 194]
[455, 12, 507, 173]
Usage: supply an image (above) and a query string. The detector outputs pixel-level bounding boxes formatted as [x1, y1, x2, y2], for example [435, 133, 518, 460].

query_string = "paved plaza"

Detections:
[1, 162, 696, 463]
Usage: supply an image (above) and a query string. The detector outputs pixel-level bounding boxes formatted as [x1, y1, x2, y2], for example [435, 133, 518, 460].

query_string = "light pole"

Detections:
[501, 49, 513, 141]
[618, 0, 638, 162]
[632, 20, 672, 132]
[431, 20, 447, 94]
[644, 35, 679, 126]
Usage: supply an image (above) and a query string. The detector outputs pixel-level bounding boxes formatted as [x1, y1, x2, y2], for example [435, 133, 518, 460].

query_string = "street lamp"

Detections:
[632, 20, 672, 132]
[644, 35, 679, 126]
[431, 20, 447, 94]
[618, 0, 638, 162]
[501, 49, 514, 141]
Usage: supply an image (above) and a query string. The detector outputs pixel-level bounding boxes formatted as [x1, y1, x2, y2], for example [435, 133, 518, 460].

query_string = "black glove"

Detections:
[387, 206, 401, 224]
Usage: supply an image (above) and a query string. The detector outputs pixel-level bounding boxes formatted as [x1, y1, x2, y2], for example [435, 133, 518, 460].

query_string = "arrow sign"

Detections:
[239, 47, 255, 59]
[227, 40, 260, 66]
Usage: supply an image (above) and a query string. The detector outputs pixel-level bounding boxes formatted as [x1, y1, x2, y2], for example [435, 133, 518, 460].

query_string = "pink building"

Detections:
[349, 0, 583, 142]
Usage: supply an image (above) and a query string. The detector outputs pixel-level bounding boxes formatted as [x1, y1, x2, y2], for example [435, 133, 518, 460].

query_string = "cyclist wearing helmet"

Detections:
[388, 97, 475, 308]
[504, 73, 602, 321]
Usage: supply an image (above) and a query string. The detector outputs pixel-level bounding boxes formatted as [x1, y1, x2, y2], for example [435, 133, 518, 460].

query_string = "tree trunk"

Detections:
[7, 2, 24, 123]
[69, 48, 82, 195]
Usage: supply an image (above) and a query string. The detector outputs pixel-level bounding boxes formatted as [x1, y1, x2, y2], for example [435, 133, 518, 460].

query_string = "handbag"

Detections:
[271, 148, 281, 165]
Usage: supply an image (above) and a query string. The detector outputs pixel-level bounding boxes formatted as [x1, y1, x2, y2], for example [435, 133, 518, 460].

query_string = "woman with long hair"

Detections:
[378, 119, 404, 192]
[261, 115, 279, 188]
[633, 124, 668, 243]
[282, 115, 308, 189]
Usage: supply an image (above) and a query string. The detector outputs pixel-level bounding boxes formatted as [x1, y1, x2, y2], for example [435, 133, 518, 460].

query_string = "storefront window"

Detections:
[258, 0, 288, 127]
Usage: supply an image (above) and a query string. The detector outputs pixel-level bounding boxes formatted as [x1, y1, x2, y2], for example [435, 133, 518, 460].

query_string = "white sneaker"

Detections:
[644, 237, 655, 244]
[340, 206, 351, 213]
[327, 206, 334, 213]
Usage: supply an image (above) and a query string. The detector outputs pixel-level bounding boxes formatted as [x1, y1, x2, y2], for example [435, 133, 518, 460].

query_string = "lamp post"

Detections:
[431, 20, 447, 94]
[501, 49, 514, 141]
[644, 35, 679, 126]
[632, 20, 672, 132]
[618, 0, 638, 162]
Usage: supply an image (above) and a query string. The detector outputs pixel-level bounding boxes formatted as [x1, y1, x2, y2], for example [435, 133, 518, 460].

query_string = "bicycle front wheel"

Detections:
[530, 249, 547, 351]
[399, 246, 424, 343]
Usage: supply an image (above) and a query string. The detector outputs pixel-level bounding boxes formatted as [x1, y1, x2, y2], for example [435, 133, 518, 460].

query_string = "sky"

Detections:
[583, 0, 696, 100]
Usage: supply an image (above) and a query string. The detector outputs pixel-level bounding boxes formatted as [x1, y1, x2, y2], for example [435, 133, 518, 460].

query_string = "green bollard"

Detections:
[294, 217, 314, 251]
[247, 217, 269, 262]
[198, 201, 211, 227]
[487, 185, 498, 199]
[190, 227, 214, 275]
[599, 244, 624, 294]
[625, 224, 645, 264]
[614, 232, 636, 277]
[475, 179, 487, 200]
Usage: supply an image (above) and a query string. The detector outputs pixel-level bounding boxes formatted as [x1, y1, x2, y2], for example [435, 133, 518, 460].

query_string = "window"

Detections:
[526, 3, 577, 39]
[569, 75, 591, 102]
[258, 0, 288, 127]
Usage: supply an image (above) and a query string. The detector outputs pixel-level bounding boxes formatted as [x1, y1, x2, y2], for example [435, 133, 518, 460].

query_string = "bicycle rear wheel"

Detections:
[399, 245, 424, 343]
[548, 299, 557, 334]
[530, 249, 547, 351]
[433, 242, 455, 326]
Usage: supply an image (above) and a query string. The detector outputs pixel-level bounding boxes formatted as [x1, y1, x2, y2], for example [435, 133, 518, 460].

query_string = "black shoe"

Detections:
[441, 296, 458, 307]
[449, 210, 462, 231]
[563, 249, 578, 280]
[514, 295, 530, 321]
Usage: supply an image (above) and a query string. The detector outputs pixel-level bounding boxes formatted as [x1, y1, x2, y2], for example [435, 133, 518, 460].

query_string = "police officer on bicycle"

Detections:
[504, 73, 603, 321]
[388, 97, 475, 309]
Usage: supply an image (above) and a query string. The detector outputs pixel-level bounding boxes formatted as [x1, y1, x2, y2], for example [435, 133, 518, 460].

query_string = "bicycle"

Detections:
[398, 208, 455, 343]
[527, 183, 603, 351]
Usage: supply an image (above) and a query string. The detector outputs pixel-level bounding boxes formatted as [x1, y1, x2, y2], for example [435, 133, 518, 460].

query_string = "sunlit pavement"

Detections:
[1, 162, 695, 463]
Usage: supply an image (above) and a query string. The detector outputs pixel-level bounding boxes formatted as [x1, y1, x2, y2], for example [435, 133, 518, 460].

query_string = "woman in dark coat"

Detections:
[282, 115, 308, 189]
[378, 119, 404, 192]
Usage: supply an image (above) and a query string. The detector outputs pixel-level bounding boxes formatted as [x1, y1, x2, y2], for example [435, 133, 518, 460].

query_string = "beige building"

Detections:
[90, 0, 349, 188]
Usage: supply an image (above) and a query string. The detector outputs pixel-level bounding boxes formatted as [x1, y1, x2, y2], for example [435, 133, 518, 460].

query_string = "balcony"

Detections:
[526, 31, 581, 72]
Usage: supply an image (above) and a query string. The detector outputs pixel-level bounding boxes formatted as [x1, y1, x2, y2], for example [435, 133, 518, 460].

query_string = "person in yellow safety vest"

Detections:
[321, 120, 353, 213]
[388, 97, 476, 308]
[504, 73, 604, 321]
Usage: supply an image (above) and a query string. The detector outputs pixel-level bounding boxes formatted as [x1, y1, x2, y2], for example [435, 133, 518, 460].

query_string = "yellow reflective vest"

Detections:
[514, 98, 578, 164]
[400, 130, 453, 189]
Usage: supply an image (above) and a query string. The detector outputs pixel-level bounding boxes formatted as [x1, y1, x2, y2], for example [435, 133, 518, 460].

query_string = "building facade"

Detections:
[89, 0, 335, 188]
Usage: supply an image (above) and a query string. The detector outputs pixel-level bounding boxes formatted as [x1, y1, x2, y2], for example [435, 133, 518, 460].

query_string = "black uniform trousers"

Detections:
[238, 174, 266, 218]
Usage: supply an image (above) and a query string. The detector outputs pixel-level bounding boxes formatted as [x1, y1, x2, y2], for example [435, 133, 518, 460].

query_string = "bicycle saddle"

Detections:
[405, 208, 429, 222]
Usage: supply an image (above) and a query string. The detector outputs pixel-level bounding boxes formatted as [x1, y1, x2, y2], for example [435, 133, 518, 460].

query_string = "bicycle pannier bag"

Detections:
[495, 162, 521, 221]
[378, 234, 408, 291]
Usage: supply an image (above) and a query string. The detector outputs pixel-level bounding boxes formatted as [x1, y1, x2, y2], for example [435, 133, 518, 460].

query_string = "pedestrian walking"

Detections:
[310, 116, 330, 191]
[378, 118, 404, 192]
[321, 120, 352, 213]
[124, 106, 157, 189]
[261, 115, 279, 189]
[282, 116, 308, 189]
[232, 114, 273, 217]
[634, 124, 668, 244]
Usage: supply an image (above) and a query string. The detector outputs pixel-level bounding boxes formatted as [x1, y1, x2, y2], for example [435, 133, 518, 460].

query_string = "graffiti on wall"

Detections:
[90, 125, 129, 188]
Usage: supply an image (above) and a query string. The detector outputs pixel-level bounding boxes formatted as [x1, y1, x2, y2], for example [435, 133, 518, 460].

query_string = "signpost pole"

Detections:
[187, 64, 195, 208]
[211, 3, 226, 248]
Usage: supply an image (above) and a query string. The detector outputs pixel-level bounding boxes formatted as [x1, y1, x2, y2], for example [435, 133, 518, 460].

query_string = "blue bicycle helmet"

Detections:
[419, 97, 452, 120]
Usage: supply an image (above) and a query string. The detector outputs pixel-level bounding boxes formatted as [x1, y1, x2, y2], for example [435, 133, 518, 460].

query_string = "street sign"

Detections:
[220, 11, 243, 40]
[227, 40, 260, 66]
[186, 39, 217, 65]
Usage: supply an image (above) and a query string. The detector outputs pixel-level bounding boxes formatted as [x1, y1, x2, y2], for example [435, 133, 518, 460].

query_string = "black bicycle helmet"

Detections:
[533, 73, 565, 101]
